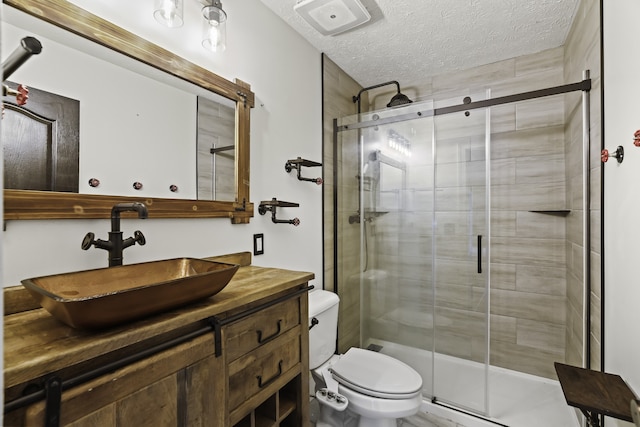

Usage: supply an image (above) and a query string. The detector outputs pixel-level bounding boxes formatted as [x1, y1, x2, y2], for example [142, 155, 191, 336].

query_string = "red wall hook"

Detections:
[602, 146, 624, 163]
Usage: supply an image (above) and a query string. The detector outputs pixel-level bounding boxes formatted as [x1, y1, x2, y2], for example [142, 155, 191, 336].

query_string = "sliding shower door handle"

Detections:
[477, 235, 482, 274]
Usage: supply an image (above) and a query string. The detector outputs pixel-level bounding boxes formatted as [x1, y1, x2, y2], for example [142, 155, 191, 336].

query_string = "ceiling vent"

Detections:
[294, 0, 371, 36]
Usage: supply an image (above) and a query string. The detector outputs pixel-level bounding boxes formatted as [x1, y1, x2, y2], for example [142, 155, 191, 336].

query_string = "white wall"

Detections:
[603, 0, 640, 424]
[1, 1, 324, 288]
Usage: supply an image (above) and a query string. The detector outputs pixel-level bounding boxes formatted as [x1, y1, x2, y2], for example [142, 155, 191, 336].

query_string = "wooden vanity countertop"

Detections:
[3, 253, 314, 391]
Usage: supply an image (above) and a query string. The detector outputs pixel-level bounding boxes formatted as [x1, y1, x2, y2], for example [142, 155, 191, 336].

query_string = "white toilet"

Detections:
[309, 289, 423, 427]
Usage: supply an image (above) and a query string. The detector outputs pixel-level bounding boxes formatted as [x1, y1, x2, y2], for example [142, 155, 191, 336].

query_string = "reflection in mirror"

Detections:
[2, 7, 235, 201]
[2, 82, 79, 192]
[197, 96, 235, 201]
[1, 0, 254, 222]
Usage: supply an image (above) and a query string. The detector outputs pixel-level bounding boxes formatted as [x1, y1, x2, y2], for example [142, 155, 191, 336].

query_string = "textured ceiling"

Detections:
[260, 0, 581, 87]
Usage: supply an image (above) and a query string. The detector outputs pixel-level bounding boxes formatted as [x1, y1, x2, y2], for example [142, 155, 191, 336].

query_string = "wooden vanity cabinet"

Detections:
[3, 260, 312, 427]
[222, 295, 309, 427]
[20, 335, 224, 426]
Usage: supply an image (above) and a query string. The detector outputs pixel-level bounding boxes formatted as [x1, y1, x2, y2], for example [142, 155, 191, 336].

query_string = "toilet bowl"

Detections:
[309, 290, 423, 427]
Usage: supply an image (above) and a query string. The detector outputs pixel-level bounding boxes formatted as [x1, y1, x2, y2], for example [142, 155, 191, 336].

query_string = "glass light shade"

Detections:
[202, 4, 227, 52]
[154, 0, 184, 28]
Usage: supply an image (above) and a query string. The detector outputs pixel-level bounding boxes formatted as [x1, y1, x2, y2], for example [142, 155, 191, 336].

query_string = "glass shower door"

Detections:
[431, 100, 490, 414]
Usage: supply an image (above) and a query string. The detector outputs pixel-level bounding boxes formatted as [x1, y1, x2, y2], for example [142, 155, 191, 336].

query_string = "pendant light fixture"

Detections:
[201, 0, 227, 52]
[152, 0, 227, 53]
[153, 0, 184, 28]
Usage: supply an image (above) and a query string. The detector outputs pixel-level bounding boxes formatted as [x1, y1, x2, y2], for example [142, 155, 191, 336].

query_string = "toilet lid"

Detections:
[330, 348, 422, 399]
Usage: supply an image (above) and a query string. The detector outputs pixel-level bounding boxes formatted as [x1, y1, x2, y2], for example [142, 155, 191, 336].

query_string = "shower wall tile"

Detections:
[516, 46, 564, 77]
[436, 159, 487, 188]
[491, 288, 566, 324]
[323, 54, 363, 322]
[515, 154, 565, 185]
[590, 292, 601, 348]
[489, 262, 517, 290]
[435, 259, 485, 287]
[565, 267, 584, 316]
[435, 186, 487, 212]
[490, 340, 563, 379]
[515, 212, 565, 239]
[434, 211, 484, 236]
[515, 97, 565, 130]
[431, 58, 516, 94]
[516, 319, 566, 353]
[490, 104, 517, 134]
[491, 237, 566, 268]
[434, 282, 486, 311]
[516, 264, 566, 296]
[491, 125, 565, 159]
[491, 211, 517, 238]
[565, 211, 583, 247]
[490, 158, 516, 186]
[436, 136, 472, 163]
[491, 68, 565, 99]
[491, 182, 565, 211]
[590, 210, 601, 253]
[491, 314, 517, 343]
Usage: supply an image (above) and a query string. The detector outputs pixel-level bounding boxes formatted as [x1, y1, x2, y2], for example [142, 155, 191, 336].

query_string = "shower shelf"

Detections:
[528, 210, 570, 216]
[258, 198, 300, 226]
[348, 210, 389, 224]
[285, 157, 323, 185]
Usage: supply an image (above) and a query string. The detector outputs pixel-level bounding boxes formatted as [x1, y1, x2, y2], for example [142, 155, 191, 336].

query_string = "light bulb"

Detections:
[154, 0, 183, 28]
[202, 4, 227, 52]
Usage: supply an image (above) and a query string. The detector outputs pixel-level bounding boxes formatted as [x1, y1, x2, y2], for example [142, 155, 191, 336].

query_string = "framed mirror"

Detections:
[2, 0, 254, 223]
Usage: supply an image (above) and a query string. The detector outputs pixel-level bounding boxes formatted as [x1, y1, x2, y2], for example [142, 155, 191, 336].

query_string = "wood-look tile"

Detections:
[491, 236, 566, 268]
[491, 181, 565, 211]
[515, 47, 564, 77]
[516, 264, 566, 296]
[490, 262, 517, 290]
[491, 125, 565, 159]
[491, 288, 566, 324]
[490, 340, 563, 379]
[516, 211, 566, 239]
[516, 318, 566, 353]
[515, 96, 565, 130]
[431, 59, 516, 94]
[491, 314, 517, 343]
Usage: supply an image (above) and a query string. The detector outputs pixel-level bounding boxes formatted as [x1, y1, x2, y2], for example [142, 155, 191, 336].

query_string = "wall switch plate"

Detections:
[253, 233, 264, 256]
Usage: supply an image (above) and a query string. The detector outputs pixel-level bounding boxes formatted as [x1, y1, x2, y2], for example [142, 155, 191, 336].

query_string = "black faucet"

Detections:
[82, 202, 148, 267]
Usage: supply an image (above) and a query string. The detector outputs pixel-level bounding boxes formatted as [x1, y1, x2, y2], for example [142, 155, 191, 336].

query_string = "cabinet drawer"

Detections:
[228, 327, 301, 411]
[224, 296, 300, 361]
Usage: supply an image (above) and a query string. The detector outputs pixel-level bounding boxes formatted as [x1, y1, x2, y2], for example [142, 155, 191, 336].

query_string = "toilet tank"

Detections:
[308, 290, 339, 369]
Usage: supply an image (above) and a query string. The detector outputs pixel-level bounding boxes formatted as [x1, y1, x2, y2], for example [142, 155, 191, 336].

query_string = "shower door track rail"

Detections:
[431, 398, 509, 427]
[336, 78, 592, 132]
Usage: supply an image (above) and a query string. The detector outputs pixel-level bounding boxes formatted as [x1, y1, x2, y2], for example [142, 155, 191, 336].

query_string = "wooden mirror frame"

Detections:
[2, 0, 254, 224]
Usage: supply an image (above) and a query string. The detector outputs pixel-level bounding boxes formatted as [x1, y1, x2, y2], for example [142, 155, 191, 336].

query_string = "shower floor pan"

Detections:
[366, 339, 580, 427]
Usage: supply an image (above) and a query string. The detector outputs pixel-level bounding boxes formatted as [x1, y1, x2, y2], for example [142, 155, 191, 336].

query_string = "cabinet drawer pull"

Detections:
[257, 360, 283, 388]
[256, 319, 282, 344]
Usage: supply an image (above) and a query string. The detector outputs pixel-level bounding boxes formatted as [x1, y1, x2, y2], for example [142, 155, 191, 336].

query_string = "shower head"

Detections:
[353, 80, 412, 113]
[387, 91, 413, 108]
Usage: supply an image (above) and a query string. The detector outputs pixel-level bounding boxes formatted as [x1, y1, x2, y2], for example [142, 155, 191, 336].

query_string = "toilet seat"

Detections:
[329, 348, 422, 399]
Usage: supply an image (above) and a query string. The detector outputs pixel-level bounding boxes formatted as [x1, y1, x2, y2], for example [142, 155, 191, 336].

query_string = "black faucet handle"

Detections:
[81, 232, 95, 250]
[134, 230, 146, 246]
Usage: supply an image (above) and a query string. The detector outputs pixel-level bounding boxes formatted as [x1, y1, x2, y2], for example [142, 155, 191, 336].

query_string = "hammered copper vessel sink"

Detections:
[21, 258, 239, 330]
